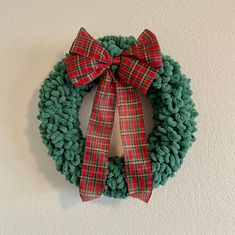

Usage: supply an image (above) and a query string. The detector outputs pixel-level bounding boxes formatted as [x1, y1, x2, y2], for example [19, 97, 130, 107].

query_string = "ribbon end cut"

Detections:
[130, 191, 152, 203]
[79, 192, 102, 202]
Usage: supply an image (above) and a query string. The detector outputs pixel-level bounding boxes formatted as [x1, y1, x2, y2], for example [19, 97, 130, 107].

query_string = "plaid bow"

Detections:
[65, 27, 162, 202]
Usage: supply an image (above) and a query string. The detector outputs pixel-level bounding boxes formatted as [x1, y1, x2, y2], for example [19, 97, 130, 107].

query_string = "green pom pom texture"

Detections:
[38, 34, 198, 199]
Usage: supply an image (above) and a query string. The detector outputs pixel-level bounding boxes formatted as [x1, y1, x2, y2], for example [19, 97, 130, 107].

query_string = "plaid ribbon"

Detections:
[65, 27, 162, 202]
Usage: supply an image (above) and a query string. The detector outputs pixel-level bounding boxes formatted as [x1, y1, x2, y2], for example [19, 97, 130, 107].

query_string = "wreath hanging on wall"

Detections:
[38, 28, 198, 202]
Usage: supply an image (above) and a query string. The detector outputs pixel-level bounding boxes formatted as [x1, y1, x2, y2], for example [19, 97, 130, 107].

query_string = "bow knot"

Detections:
[110, 56, 121, 72]
[111, 56, 121, 66]
[65, 27, 162, 202]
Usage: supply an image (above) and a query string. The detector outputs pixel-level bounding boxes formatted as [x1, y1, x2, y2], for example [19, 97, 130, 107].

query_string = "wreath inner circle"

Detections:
[38, 34, 198, 199]
[79, 84, 153, 158]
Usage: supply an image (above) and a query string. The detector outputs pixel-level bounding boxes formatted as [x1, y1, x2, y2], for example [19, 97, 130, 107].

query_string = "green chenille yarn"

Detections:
[38, 35, 198, 199]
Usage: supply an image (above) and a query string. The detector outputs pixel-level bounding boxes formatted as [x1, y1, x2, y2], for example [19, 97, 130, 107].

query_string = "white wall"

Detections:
[0, 1, 234, 234]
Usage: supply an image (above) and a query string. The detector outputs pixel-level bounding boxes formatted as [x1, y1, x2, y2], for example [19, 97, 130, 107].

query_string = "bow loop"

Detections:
[66, 27, 112, 87]
[66, 55, 109, 87]
[122, 29, 162, 68]
[114, 29, 162, 93]
[70, 27, 111, 63]
[118, 57, 158, 94]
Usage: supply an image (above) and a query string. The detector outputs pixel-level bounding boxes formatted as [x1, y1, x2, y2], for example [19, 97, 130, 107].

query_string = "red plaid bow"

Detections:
[65, 27, 162, 202]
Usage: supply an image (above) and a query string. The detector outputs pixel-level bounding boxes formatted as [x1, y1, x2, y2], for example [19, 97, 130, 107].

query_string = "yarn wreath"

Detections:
[38, 34, 198, 199]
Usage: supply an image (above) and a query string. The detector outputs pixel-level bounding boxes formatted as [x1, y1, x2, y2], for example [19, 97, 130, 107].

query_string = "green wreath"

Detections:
[38, 34, 198, 199]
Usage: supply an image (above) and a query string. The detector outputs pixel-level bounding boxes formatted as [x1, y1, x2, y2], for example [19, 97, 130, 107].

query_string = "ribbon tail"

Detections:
[116, 79, 153, 203]
[79, 71, 116, 201]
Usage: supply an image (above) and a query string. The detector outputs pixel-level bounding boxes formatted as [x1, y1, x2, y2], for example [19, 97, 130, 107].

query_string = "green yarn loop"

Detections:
[38, 34, 198, 199]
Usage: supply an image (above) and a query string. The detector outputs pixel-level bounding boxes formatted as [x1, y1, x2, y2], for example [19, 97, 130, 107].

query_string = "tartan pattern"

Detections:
[79, 71, 116, 201]
[116, 78, 153, 202]
[65, 27, 162, 202]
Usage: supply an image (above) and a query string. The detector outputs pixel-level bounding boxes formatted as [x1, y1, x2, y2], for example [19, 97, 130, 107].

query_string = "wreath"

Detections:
[38, 29, 198, 201]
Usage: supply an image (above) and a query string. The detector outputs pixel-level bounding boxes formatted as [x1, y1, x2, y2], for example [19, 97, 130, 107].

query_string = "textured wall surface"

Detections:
[0, 1, 234, 234]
